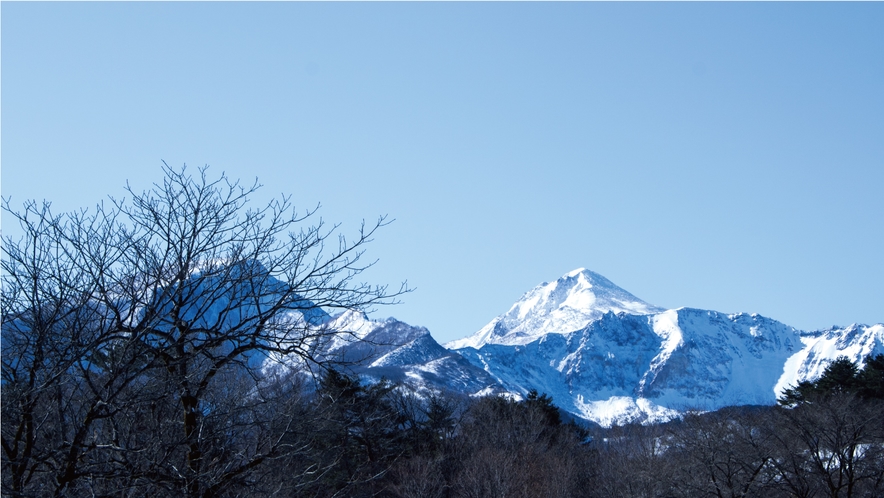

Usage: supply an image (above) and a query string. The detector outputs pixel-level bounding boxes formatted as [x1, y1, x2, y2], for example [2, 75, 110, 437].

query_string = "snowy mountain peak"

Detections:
[446, 269, 664, 349]
[564, 267, 587, 277]
[270, 266, 882, 428]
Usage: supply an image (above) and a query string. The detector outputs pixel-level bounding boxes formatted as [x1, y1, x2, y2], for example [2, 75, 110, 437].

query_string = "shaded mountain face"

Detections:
[139, 263, 502, 398]
[276, 310, 504, 398]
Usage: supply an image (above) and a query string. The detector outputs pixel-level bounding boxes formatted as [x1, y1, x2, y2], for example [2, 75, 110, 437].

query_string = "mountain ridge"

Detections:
[445, 268, 664, 350]
[367, 269, 882, 426]
[269, 267, 884, 427]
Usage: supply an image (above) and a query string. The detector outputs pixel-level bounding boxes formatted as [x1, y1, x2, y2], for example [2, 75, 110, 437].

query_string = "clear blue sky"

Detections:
[3, 2, 882, 344]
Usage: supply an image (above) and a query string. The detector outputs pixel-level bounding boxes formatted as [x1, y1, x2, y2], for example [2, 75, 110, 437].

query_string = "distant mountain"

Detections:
[285, 310, 504, 397]
[444, 269, 884, 426]
[445, 268, 663, 349]
[266, 267, 884, 427]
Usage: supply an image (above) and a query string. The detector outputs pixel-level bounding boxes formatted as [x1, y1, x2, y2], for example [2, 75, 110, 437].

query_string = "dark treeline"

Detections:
[5, 355, 883, 497]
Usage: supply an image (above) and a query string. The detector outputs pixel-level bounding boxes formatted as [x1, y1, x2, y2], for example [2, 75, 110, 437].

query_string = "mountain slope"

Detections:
[776, 323, 884, 394]
[446, 269, 884, 427]
[453, 308, 807, 425]
[257, 266, 882, 427]
[446, 268, 663, 349]
[279, 310, 504, 397]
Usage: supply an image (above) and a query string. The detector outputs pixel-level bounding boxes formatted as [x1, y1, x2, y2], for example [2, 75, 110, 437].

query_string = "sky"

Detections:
[2, 2, 882, 344]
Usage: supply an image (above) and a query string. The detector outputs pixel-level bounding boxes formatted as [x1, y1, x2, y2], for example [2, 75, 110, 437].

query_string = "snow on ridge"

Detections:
[637, 310, 684, 394]
[446, 268, 663, 349]
[445, 317, 500, 350]
[774, 323, 884, 395]
[271, 267, 882, 428]
[565, 267, 587, 277]
[450, 301, 876, 426]
[573, 395, 680, 428]
[320, 309, 381, 350]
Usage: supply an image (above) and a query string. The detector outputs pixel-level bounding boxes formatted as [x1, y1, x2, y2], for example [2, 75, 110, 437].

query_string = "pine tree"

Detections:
[779, 354, 884, 405]
[857, 354, 884, 399]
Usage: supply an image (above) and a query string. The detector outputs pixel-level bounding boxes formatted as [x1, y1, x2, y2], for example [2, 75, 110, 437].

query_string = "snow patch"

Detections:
[573, 395, 679, 428]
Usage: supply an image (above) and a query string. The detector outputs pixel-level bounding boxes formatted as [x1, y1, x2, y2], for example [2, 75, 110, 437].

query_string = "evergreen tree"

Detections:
[525, 389, 562, 427]
[779, 354, 884, 405]
[815, 356, 859, 393]
[857, 354, 884, 399]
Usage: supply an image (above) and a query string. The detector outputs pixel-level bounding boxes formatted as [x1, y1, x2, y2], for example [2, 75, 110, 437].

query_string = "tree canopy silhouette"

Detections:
[1, 164, 406, 497]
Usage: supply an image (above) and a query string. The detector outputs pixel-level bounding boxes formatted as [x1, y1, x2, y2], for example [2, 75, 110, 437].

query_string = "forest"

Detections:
[3, 350, 883, 497]
[3, 167, 882, 497]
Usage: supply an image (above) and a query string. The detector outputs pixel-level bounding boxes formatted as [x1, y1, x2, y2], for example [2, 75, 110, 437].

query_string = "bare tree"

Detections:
[590, 422, 674, 498]
[667, 407, 777, 498]
[768, 395, 884, 498]
[1, 199, 151, 497]
[2, 164, 406, 497]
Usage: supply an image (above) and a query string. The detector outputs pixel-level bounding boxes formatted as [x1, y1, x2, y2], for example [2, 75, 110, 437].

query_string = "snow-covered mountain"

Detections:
[282, 309, 504, 397]
[138, 261, 502, 398]
[444, 269, 884, 427]
[776, 323, 884, 394]
[445, 268, 663, 349]
[262, 266, 882, 427]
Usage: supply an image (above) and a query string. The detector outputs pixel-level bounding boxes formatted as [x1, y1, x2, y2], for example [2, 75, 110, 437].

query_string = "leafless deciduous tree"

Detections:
[667, 407, 777, 498]
[590, 421, 674, 498]
[768, 395, 884, 498]
[2, 164, 405, 497]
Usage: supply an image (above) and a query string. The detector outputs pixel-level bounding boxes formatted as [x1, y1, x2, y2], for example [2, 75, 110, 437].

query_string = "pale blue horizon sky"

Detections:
[3, 2, 882, 343]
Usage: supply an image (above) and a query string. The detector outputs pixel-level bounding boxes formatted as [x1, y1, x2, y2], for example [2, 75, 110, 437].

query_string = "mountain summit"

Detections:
[446, 268, 663, 349]
[442, 268, 884, 426]
[267, 267, 883, 427]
